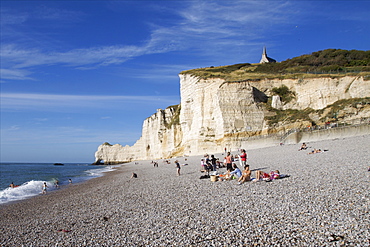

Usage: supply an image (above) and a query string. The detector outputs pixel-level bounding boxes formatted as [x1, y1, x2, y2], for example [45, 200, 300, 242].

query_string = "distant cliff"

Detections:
[95, 73, 369, 164]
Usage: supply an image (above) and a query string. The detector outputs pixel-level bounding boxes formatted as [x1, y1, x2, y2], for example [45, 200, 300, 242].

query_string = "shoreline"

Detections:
[1, 135, 369, 246]
[0, 164, 118, 206]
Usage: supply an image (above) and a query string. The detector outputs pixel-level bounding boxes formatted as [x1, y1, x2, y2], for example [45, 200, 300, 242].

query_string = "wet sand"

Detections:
[1, 135, 369, 246]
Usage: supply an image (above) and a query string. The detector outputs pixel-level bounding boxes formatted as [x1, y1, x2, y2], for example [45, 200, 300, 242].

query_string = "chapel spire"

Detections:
[260, 46, 276, 64]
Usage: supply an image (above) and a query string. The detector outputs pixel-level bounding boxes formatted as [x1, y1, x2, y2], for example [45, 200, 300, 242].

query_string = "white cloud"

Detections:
[0, 68, 34, 81]
[0, 1, 299, 80]
[0, 92, 179, 111]
[8, 125, 20, 131]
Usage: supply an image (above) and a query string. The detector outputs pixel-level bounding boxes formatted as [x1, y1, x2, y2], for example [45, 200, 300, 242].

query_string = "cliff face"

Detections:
[95, 75, 370, 163]
[95, 107, 182, 164]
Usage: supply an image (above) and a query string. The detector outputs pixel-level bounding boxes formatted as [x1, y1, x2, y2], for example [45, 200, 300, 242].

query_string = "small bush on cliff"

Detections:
[102, 142, 112, 146]
[271, 85, 296, 103]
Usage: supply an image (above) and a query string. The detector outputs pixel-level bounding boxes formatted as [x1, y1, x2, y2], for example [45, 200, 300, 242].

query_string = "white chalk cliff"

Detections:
[95, 75, 370, 163]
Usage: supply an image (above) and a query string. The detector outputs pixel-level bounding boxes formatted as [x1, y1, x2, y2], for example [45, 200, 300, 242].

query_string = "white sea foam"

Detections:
[84, 165, 119, 177]
[0, 165, 120, 204]
[0, 180, 53, 204]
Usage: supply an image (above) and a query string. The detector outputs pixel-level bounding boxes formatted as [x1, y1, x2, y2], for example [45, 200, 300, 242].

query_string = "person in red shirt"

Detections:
[239, 149, 247, 167]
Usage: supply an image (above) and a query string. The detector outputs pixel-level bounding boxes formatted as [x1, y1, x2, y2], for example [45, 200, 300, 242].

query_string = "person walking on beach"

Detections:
[42, 182, 48, 194]
[175, 160, 181, 176]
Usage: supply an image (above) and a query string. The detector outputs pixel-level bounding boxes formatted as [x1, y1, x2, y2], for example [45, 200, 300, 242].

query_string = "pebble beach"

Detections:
[1, 135, 369, 246]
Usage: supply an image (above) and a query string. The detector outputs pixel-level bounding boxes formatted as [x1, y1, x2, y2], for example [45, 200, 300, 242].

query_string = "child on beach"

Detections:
[175, 160, 181, 176]
[42, 182, 48, 194]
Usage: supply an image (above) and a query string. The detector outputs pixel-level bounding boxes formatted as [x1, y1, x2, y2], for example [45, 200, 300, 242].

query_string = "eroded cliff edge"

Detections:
[95, 74, 370, 164]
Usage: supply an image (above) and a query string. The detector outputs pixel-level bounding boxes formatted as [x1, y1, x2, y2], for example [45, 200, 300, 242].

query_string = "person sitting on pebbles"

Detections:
[238, 165, 251, 185]
[229, 163, 242, 179]
[298, 143, 307, 151]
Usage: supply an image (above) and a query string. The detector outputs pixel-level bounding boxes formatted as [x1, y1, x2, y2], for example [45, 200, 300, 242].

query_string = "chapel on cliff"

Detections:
[260, 46, 276, 63]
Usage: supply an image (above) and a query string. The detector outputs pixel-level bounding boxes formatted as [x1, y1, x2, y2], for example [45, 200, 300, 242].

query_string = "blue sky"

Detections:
[1, 1, 369, 163]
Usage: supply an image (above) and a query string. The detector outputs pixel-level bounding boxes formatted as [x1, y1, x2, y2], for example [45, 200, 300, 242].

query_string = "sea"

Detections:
[0, 162, 118, 205]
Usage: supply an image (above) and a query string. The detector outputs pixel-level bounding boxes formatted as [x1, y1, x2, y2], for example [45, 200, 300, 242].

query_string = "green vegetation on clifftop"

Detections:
[180, 49, 370, 81]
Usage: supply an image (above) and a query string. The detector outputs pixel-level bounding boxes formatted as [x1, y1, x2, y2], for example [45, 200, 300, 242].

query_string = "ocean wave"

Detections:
[0, 166, 119, 204]
[0, 180, 53, 204]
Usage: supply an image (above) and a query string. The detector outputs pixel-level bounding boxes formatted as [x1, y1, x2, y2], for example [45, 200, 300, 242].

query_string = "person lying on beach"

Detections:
[308, 149, 322, 154]
[254, 170, 270, 181]
[238, 165, 251, 185]
[298, 143, 307, 151]
[254, 170, 290, 182]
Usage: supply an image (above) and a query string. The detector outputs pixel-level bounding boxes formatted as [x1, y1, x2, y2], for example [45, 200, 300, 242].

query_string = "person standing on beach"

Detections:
[225, 152, 232, 172]
[175, 160, 181, 176]
[239, 149, 247, 167]
[54, 180, 59, 188]
[210, 155, 217, 171]
[42, 182, 48, 194]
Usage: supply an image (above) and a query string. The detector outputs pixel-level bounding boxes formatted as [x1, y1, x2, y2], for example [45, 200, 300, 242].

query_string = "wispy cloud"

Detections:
[1, 1, 298, 81]
[0, 92, 179, 111]
[0, 68, 34, 81]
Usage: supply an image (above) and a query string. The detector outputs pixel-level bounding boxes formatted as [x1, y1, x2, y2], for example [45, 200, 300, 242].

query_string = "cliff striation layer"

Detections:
[95, 75, 370, 164]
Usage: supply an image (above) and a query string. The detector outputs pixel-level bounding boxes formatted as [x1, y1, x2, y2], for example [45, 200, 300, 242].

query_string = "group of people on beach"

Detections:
[199, 149, 286, 184]
[299, 142, 328, 154]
